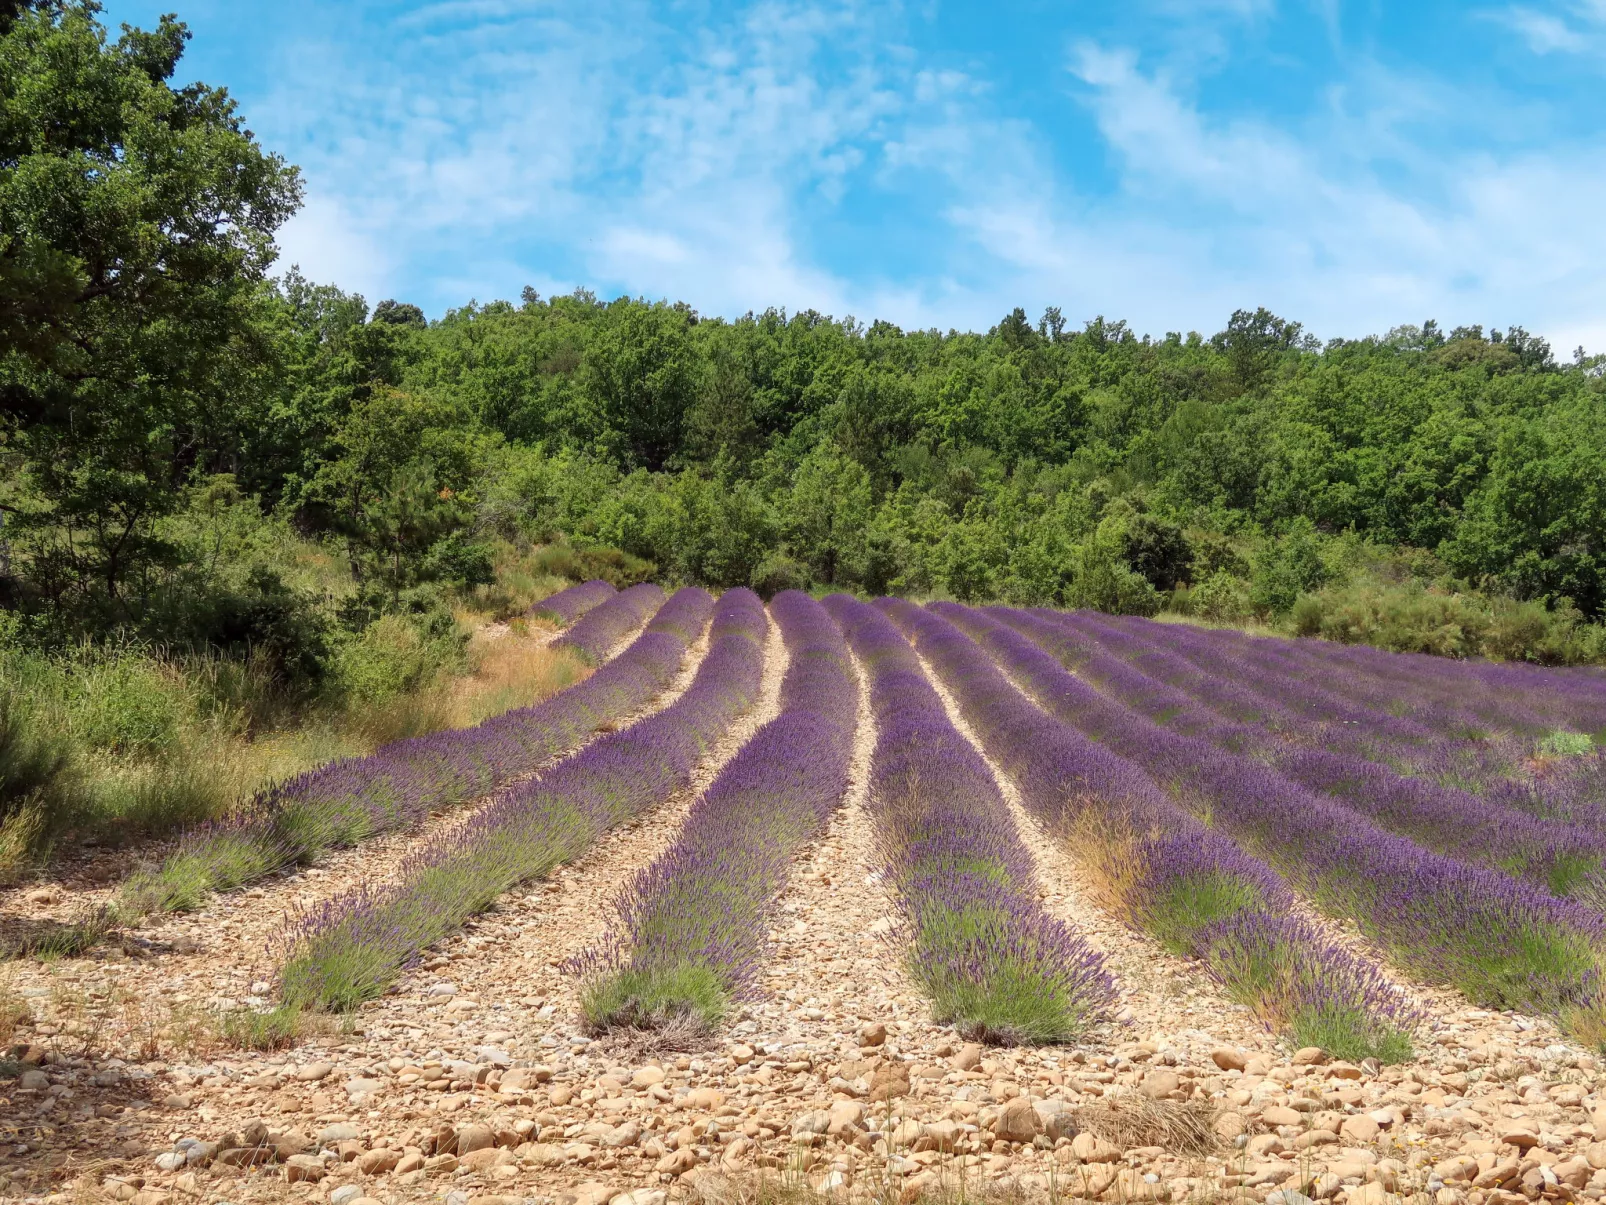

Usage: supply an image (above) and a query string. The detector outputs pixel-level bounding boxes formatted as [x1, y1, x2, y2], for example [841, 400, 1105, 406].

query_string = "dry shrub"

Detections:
[1073, 1092, 1218, 1156]
[1061, 808, 1145, 922]
[689, 1166, 1059, 1205]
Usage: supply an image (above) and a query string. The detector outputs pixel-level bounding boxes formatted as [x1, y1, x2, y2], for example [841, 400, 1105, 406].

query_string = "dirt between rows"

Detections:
[1, 613, 1604, 1205]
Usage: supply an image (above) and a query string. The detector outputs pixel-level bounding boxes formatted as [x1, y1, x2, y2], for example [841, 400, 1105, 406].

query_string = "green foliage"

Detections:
[2, 10, 1603, 674]
[1290, 579, 1606, 664]
[0, 1, 301, 626]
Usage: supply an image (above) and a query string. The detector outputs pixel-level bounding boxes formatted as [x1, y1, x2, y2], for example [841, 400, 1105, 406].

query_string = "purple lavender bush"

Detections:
[1016, 609, 1606, 900]
[530, 579, 616, 625]
[828, 595, 1116, 1046]
[278, 589, 768, 1011]
[953, 604, 1606, 1038]
[576, 591, 857, 1035]
[553, 582, 665, 662]
[881, 599, 1415, 1060]
[121, 586, 698, 916]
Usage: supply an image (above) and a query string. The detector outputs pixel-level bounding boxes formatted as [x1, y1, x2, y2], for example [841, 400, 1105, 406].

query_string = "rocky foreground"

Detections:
[5, 921, 1606, 1205]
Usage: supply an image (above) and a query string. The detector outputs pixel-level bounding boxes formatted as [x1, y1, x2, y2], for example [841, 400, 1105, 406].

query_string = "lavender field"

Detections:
[14, 587, 1606, 1203]
[248, 589, 1606, 1055]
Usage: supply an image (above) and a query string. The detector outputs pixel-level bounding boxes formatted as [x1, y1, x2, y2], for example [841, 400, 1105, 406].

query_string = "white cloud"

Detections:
[247, 0, 1606, 352]
[1494, 2, 1606, 54]
[273, 192, 394, 301]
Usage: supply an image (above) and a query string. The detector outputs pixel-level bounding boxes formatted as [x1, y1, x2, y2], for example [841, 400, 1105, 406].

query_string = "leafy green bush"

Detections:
[70, 656, 186, 756]
[1289, 580, 1606, 665]
[1177, 570, 1254, 623]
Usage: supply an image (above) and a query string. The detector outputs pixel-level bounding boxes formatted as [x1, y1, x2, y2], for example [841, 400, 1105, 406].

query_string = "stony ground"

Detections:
[3, 624, 1605, 1205]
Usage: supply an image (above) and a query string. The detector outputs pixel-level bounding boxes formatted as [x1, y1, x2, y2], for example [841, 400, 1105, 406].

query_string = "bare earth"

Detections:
[2, 616, 1604, 1205]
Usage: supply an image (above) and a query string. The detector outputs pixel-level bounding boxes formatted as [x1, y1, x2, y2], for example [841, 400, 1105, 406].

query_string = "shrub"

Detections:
[532, 540, 655, 588]
[751, 551, 808, 599]
[1177, 570, 1253, 623]
[70, 655, 186, 756]
[1289, 579, 1606, 665]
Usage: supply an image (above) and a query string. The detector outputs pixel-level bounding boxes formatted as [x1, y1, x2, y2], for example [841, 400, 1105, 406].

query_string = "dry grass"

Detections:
[445, 628, 589, 728]
[1072, 1093, 1218, 1156]
[0, 969, 29, 1047]
[1060, 808, 1146, 924]
[688, 1166, 1054, 1205]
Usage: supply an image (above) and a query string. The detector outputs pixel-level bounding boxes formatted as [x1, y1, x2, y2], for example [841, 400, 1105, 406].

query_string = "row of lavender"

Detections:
[1025, 609, 1606, 899]
[1092, 613, 1606, 820]
[278, 589, 766, 1011]
[963, 605, 1606, 1041]
[120, 582, 675, 916]
[575, 591, 858, 1034]
[831, 597, 1118, 1044]
[883, 600, 1416, 1060]
[530, 579, 616, 625]
[553, 581, 663, 662]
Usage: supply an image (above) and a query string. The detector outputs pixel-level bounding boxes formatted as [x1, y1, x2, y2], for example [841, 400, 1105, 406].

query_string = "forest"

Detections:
[3, 1, 1605, 861]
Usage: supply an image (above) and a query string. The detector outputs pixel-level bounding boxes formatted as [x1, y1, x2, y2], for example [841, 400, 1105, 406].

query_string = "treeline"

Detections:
[5, 1, 1606, 675]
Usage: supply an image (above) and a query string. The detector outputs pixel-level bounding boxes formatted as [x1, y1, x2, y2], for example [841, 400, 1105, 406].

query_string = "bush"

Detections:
[751, 551, 808, 599]
[1177, 570, 1253, 623]
[70, 655, 186, 756]
[531, 541, 655, 588]
[1251, 518, 1328, 616]
[1288, 580, 1606, 665]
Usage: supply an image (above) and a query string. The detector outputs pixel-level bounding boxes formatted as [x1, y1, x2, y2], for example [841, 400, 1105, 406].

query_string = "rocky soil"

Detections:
[3, 632, 1605, 1205]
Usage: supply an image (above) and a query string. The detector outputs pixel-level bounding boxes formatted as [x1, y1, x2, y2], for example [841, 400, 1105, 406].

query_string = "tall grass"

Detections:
[0, 615, 588, 878]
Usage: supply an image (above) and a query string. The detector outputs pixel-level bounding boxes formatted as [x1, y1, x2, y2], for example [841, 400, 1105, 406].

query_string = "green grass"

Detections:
[580, 964, 730, 1034]
[1140, 872, 1263, 956]
[1290, 1006, 1415, 1065]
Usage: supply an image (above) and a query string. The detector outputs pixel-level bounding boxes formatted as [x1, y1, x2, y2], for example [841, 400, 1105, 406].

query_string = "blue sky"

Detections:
[100, 0, 1606, 349]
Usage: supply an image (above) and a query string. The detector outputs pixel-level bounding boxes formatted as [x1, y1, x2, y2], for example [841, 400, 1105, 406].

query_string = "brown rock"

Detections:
[460, 1148, 513, 1172]
[1293, 1129, 1338, 1150]
[282, 1155, 325, 1184]
[1474, 1158, 1521, 1190]
[859, 1021, 888, 1047]
[1210, 1048, 1247, 1072]
[1262, 1105, 1304, 1128]
[684, 1087, 724, 1110]
[558, 1184, 618, 1205]
[499, 1066, 552, 1091]
[655, 1149, 698, 1176]
[1495, 1121, 1541, 1150]
[358, 1148, 399, 1175]
[1142, 1069, 1180, 1099]
[1292, 1047, 1328, 1066]
[455, 1123, 495, 1153]
[630, 1066, 666, 1089]
[1340, 1114, 1380, 1143]
[995, 1096, 1042, 1143]
[1213, 1112, 1247, 1142]
[1072, 1132, 1122, 1163]
[394, 1153, 424, 1175]
[272, 1130, 311, 1161]
[1434, 1155, 1478, 1183]
[870, 1062, 911, 1102]
[1326, 1061, 1363, 1080]
[953, 1043, 983, 1071]
[294, 1062, 332, 1082]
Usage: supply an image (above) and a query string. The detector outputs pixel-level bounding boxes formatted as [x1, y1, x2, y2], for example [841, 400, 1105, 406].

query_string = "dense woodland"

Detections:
[7, 0, 1606, 675]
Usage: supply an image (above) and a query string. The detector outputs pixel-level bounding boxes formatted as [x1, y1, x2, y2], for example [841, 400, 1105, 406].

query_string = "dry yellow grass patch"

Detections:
[445, 626, 590, 728]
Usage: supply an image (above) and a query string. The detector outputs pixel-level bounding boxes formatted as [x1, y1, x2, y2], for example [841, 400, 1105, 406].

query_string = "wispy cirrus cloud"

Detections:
[105, 0, 1606, 350]
[1493, 1, 1606, 53]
